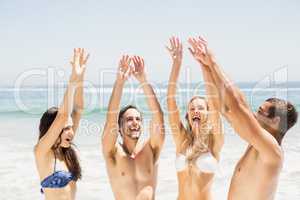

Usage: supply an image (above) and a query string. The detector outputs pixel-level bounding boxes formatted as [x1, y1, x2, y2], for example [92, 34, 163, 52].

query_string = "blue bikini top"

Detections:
[40, 153, 75, 193]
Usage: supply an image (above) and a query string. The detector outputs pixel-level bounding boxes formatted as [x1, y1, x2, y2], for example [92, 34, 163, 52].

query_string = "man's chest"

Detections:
[114, 148, 156, 181]
[233, 147, 260, 180]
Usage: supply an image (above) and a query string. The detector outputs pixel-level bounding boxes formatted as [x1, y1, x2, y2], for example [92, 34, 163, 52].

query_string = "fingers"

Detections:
[80, 48, 90, 66]
[188, 37, 206, 55]
[130, 55, 146, 77]
[124, 58, 132, 78]
[71, 48, 90, 69]
[171, 36, 181, 49]
[195, 37, 206, 52]
[141, 57, 144, 68]
[80, 48, 84, 62]
[137, 56, 141, 64]
[165, 45, 172, 52]
[166, 38, 173, 53]
[169, 37, 175, 49]
[75, 48, 80, 63]
[125, 55, 130, 63]
[193, 38, 204, 52]
[194, 36, 208, 52]
[119, 54, 132, 77]
[167, 36, 183, 58]
[198, 36, 207, 45]
[132, 55, 143, 66]
[179, 42, 183, 53]
[198, 36, 208, 54]
[175, 37, 179, 49]
[119, 55, 124, 68]
[132, 56, 138, 67]
[188, 38, 197, 53]
[132, 55, 144, 72]
[70, 48, 77, 66]
[71, 48, 76, 65]
[169, 36, 178, 49]
[132, 56, 138, 73]
[188, 47, 195, 56]
[171, 37, 176, 48]
[84, 53, 90, 64]
[119, 54, 130, 68]
[118, 54, 132, 79]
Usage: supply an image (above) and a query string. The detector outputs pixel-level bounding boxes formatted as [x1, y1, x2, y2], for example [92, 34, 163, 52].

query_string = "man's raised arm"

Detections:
[188, 37, 281, 164]
[132, 56, 165, 160]
[102, 55, 132, 159]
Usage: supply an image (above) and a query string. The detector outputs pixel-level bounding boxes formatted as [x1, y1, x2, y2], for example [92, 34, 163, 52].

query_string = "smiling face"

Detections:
[57, 126, 74, 148]
[187, 97, 208, 129]
[120, 108, 142, 140]
[256, 101, 280, 133]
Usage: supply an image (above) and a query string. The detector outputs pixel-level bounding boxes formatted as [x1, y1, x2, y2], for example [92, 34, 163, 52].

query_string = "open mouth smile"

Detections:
[65, 136, 73, 142]
[192, 116, 201, 122]
[129, 127, 140, 132]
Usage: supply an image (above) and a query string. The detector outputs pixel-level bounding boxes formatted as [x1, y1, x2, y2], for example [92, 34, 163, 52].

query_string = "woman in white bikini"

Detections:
[166, 36, 224, 200]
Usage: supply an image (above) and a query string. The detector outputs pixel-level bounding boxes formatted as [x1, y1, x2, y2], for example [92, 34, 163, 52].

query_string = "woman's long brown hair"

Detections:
[38, 107, 82, 180]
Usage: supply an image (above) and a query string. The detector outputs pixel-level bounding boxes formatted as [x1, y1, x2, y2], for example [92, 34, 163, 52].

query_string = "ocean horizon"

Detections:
[0, 83, 299, 199]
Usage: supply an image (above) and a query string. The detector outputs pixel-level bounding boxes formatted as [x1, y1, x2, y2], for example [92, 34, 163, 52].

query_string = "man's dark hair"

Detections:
[265, 98, 298, 137]
[118, 105, 142, 128]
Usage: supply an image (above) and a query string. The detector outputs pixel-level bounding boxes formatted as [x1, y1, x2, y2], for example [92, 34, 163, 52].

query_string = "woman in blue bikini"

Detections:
[34, 48, 89, 200]
[166, 36, 224, 200]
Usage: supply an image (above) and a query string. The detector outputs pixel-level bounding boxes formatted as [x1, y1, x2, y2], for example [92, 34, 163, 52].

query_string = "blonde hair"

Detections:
[181, 96, 213, 163]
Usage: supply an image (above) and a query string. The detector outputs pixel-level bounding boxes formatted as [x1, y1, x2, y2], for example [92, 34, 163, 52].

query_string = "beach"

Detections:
[0, 86, 299, 199]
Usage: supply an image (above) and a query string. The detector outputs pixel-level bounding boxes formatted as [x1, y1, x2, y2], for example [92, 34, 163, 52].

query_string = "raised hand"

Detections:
[188, 36, 215, 67]
[166, 36, 183, 64]
[117, 55, 132, 82]
[70, 48, 90, 82]
[132, 55, 146, 83]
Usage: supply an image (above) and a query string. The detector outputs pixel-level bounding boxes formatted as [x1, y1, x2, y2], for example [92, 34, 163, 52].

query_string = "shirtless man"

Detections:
[188, 37, 298, 200]
[102, 55, 165, 200]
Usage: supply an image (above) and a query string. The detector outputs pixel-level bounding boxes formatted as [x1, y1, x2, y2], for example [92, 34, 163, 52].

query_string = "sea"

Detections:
[0, 82, 299, 199]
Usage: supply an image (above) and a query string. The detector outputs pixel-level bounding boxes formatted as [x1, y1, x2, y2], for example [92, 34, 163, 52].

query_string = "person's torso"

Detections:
[175, 132, 216, 200]
[228, 146, 282, 200]
[106, 142, 157, 200]
[35, 151, 76, 200]
[176, 153, 215, 200]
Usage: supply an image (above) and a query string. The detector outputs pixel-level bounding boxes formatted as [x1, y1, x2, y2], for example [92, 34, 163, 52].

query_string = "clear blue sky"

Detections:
[1, 0, 299, 86]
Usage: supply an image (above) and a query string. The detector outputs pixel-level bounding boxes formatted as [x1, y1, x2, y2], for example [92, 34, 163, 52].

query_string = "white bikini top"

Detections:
[175, 151, 220, 174]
